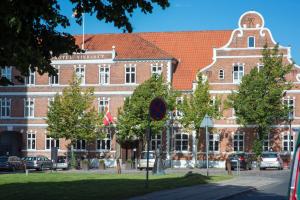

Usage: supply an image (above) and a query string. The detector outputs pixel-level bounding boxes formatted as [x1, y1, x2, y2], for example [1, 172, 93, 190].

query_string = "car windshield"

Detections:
[24, 157, 37, 161]
[229, 153, 244, 158]
[141, 152, 154, 159]
[0, 156, 8, 162]
[262, 153, 277, 158]
[57, 157, 66, 163]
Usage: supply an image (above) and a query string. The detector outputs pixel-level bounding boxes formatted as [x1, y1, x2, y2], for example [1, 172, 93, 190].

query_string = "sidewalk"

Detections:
[129, 176, 276, 200]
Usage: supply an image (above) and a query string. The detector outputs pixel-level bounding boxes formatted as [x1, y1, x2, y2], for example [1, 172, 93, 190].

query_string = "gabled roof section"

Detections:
[74, 34, 174, 60]
[139, 31, 232, 90]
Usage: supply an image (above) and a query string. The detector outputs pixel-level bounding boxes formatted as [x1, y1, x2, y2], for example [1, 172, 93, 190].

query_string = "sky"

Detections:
[58, 0, 300, 64]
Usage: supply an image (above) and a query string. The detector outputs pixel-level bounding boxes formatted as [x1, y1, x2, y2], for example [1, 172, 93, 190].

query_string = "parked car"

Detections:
[0, 156, 25, 171]
[23, 156, 53, 171]
[226, 153, 254, 170]
[138, 151, 155, 170]
[288, 134, 300, 200]
[259, 152, 283, 170]
[53, 156, 70, 170]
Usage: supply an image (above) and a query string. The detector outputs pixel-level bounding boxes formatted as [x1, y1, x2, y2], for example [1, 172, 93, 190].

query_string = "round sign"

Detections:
[149, 97, 167, 121]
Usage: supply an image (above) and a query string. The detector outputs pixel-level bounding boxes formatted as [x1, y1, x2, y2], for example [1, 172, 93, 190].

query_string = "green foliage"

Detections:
[227, 45, 293, 156]
[116, 75, 178, 142]
[47, 74, 104, 144]
[179, 73, 222, 132]
[0, 0, 169, 85]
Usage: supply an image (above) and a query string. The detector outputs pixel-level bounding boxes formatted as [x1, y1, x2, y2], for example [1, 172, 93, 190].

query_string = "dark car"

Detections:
[24, 156, 53, 171]
[0, 156, 25, 171]
[226, 153, 254, 170]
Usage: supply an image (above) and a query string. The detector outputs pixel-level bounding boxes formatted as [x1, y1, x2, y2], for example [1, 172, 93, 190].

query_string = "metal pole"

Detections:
[146, 114, 151, 188]
[206, 123, 209, 176]
[289, 120, 292, 163]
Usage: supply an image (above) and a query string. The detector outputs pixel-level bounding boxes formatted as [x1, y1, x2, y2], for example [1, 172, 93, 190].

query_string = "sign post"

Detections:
[146, 97, 167, 188]
[200, 114, 213, 176]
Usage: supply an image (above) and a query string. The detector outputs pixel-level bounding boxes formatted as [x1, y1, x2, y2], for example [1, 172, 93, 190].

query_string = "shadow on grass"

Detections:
[0, 173, 216, 200]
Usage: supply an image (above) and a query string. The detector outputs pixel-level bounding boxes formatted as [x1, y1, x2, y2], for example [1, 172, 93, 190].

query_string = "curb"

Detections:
[214, 187, 257, 200]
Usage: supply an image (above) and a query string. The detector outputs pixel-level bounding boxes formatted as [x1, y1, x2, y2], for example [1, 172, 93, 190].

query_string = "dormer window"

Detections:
[219, 69, 224, 80]
[248, 36, 255, 48]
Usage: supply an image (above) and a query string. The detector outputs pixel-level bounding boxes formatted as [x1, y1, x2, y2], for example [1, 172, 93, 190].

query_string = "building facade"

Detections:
[0, 11, 299, 168]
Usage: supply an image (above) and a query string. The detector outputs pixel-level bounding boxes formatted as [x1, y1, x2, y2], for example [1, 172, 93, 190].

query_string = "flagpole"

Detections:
[82, 13, 85, 50]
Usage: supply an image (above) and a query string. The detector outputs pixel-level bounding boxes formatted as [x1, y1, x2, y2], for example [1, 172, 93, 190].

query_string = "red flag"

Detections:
[103, 111, 113, 126]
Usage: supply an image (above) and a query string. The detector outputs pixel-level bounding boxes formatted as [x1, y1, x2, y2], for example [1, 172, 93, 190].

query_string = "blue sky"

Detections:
[58, 0, 300, 63]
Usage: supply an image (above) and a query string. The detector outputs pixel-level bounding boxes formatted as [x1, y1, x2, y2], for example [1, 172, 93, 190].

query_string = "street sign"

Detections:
[149, 97, 167, 121]
[200, 114, 213, 128]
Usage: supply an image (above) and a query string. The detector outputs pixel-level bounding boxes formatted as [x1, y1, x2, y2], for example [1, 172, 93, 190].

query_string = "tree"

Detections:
[0, 0, 170, 84]
[47, 74, 104, 165]
[227, 45, 293, 156]
[116, 75, 177, 144]
[178, 73, 222, 165]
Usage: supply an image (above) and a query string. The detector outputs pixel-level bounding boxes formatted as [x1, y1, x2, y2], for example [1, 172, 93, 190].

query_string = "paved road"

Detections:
[223, 169, 290, 200]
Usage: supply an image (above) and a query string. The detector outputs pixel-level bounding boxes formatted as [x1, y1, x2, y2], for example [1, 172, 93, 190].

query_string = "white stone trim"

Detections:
[0, 91, 134, 96]
[51, 59, 114, 65]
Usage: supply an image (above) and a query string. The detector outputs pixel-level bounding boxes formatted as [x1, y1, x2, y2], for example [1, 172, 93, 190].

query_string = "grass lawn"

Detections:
[0, 172, 232, 200]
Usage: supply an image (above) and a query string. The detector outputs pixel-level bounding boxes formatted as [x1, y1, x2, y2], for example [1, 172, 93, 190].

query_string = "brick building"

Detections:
[0, 11, 298, 168]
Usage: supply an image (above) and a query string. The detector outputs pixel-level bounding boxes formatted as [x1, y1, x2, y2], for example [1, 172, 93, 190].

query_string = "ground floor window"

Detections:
[76, 139, 86, 150]
[209, 133, 219, 152]
[45, 136, 60, 150]
[233, 132, 244, 152]
[282, 133, 294, 152]
[27, 132, 36, 150]
[175, 132, 188, 151]
[151, 134, 162, 151]
[263, 134, 270, 152]
[96, 132, 111, 151]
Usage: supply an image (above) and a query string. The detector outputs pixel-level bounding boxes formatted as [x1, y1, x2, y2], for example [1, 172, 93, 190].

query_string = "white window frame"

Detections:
[24, 98, 35, 118]
[27, 131, 36, 150]
[75, 65, 85, 85]
[233, 132, 244, 152]
[283, 97, 295, 119]
[125, 64, 136, 84]
[150, 134, 162, 151]
[75, 139, 86, 150]
[49, 66, 59, 85]
[219, 69, 224, 80]
[174, 97, 183, 118]
[25, 69, 35, 85]
[282, 132, 294, 152]
[96, 131, 111, 151]
[248, 36, 255, 48]
[98, 97, 109, 114]
[1, 66, 12, 81]
[232, 64, 244, 84]
[0, 98, 11, 118]
[151, 63, 163, 77]
[175, 132, 189, 152]
[99, 64, 110, 85]
[263, 133, 270, 152]
[45, 135, 60, 150]
[208, 133, 220, 153]
[257, 63, 264, 72]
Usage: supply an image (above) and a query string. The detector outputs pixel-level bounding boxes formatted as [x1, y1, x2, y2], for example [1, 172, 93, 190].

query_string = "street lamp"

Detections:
[288, 112, 294, 162]
[166, 111, 174, 168]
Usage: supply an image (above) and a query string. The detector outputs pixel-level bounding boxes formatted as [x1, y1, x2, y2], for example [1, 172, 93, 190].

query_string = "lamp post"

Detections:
[288, 112, 293, 163]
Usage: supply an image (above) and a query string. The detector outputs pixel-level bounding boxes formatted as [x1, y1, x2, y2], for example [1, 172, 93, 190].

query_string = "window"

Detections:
[75, 65, 85, 84]
[175, 132, 188, 151]
[263, 134, 270, 152]
[1, 66, 12, 81]
[257, 64, 264, 72]
[209, 133, 219, 152]
[27, 132, 36, 150]
[283, 97, 295, 119]
[49, 70, 59, 85]
[125, 64, 136, 84]
[174, 97, 183, 118]
[248, 36, 255, 48]
[24, 98, 34, 117]
[96, 132, 111, 151]
[233, 65, 244, 83]
[151, 63, 163, 77]
[45, 136, 60, 150]
[233, 132, 244, 152]
[151, 134, 162, 151]
[283, 134, 294, 152]
[25, 69, 35, 85]
[219, 69, 224, 80]
[76, 139, 86, 150]
[0, 98, 11, 118]
[98, 97, 109, 113]
[99, 65, 110, 85]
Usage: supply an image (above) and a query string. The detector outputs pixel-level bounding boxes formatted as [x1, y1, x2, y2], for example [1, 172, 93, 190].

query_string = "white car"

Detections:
[260, 152, 283, 170]
[138, 151, 155, 170]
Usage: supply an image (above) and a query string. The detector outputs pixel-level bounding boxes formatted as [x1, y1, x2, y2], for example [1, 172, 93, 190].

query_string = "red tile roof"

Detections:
[138, 31, 232, 90]
[74, 30, 232, 90]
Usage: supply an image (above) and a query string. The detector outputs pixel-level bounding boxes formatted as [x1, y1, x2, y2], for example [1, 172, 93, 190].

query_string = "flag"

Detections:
[103, 110, 113, 126]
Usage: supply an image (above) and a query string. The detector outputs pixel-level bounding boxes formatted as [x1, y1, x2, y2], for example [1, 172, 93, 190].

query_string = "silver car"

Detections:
[24, 156, 53, 171]
[53, 156, 70, 170]
[138, 151, 155, 170]
[260, 152, 283, 170]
